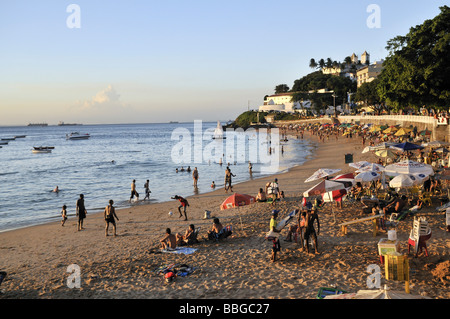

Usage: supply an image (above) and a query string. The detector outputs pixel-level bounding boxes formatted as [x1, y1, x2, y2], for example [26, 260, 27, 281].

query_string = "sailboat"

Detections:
[212, 121, 226, 139]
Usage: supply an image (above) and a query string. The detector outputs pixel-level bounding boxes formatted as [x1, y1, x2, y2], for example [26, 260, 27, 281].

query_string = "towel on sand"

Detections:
[162, 247, 198, 255]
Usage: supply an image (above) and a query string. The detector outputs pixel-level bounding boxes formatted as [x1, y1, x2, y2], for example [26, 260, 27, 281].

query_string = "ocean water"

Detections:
[0, 122, 314, 232]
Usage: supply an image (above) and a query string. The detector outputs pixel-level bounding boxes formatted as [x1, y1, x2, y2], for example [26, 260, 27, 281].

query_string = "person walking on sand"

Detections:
[76, 194, 87, 231]
[104, 199, 119, 236]
[61, 205, 67, 226]
[130, 179, 139, 202]
[171, 195, 189, 221]
[192, 167, 199, 188]
[224, 167, 235, 193]
[144, 179, 151, 200]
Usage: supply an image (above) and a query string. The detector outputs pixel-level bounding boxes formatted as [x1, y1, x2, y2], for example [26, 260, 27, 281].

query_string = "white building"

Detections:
[258, 93, 302, 113]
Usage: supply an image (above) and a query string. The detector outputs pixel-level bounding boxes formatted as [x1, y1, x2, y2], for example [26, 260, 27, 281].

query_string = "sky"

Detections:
[0, 0, 448, 125]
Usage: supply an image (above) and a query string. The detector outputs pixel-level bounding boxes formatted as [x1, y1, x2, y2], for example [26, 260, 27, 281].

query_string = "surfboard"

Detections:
[265, 209, 299, 238]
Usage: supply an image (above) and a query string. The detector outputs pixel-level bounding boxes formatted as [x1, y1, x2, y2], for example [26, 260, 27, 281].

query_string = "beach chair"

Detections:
[184, 227, 201, 245]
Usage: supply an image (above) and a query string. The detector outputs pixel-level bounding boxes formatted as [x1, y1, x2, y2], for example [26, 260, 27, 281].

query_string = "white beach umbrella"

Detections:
[348, 161, 371, 170]
[304, 168, 342, 183]
[408, 173, 429, 185]
[303, 180, 345, 197]
[324, 285, 430, 299]
[422, 140, 450, 148]
[356, 163, 385, 173]
[384, 160, 434, 177]
[354, 171, 381, 182]
[389, 174, 415, 188]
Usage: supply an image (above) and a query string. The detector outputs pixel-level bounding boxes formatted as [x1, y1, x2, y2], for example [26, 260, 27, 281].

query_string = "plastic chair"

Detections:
[408, 229, 431, 257]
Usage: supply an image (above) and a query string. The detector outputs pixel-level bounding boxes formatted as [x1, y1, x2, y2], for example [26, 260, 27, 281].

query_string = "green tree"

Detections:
[309, 58, 318, 70]
[377, 5, 450, 110]
[275, 84, 290, 94]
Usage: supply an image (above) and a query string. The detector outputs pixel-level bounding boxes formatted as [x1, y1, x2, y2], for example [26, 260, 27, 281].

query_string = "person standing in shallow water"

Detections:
[76, 194, 86, 231]
[130, 179, 139, 202]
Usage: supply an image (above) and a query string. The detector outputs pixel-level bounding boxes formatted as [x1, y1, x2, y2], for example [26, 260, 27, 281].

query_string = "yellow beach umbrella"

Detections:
[383, 126, 398, 134]
[375, 149, 396, 158]
[369, 125, 382, 133]
[394, 127, 412, 136]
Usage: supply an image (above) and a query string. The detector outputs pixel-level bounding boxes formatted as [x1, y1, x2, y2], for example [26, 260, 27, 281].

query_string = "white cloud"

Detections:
[79, 85, 124, 110]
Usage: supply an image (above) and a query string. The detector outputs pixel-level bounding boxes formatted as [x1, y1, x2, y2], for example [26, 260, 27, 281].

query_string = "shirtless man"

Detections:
[304, 209, 320, 254]
[160, 228, 177, 250]
[130, 179, 139, 201]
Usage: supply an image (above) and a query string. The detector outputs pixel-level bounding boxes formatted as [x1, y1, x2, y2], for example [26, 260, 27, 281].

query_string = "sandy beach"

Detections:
[0, 129, 449, 300]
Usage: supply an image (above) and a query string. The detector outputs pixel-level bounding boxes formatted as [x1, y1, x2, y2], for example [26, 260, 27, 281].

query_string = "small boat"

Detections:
[0, 142, 8, 145]
[66, 132, 90, 140]
[14, 135, 26, 138]
[1, 138, 15, 141]
[32, 146, 53, 153]
[212, 121, 226, 139]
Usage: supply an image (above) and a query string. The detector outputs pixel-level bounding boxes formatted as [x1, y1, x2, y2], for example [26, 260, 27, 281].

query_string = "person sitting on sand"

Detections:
[256, 188, 266, 202]
[409, 199, 423, 214]
[176, 224, 197, 245]
[207, 218, 223, 240]
[160, 228, 177, 250]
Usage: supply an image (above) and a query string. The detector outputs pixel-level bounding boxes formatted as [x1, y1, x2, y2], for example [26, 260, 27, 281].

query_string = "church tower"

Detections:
[361, 51, 370, 65]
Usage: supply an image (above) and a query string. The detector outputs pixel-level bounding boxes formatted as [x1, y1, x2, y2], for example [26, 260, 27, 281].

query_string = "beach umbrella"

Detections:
[419, 129, 432, 136]
[303, 180, 345, 197]
[394, 127, 412, 136]
[390, 142, 424, 152]
[383, 126, 398, 134]
[408, 173, 429, 185]
[331, 173, 355, 189]
[384, 160, 434, 177]
[389, 174, 416, 188]
[356, 163, 385, 172]
[375, 149, 396, 158]
[369, 125, 382, 133]
[348, 161, 371, 170]
[220, 193, 256, 210]
[324, 285, 431, 299]
[434, 147, 449, 154]
[422, 140, 450, 148]
[220, 193, 256, 232]
[354, 171, 381, 182]
[304, 168, 342, 183]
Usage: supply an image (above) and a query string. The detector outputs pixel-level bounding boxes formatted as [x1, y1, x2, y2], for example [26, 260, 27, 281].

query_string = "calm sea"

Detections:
[0, 122, 314, 232]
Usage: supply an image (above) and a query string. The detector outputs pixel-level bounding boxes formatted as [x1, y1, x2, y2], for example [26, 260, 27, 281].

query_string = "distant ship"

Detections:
[169, 121, 179, 123]
[28, 123, 48, 127]
[58, 121, 81, 126]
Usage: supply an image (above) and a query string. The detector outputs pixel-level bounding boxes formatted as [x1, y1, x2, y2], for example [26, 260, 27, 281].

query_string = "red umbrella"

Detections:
[220, 193, 256, 210]
[220, 193, 256, 233]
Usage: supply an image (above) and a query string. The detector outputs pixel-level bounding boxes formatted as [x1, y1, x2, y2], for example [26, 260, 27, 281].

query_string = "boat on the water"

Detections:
[212, 121, 226, 139]
[14, 135, 26, 138]
[32, 146, 54, 153]
[1, 137, 16, 141]
[66, 132, 90, 140]
[28, 123, 48, 127]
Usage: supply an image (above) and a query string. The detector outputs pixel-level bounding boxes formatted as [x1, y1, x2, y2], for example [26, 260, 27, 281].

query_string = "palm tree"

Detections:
[318, 59, 325, 69]
[326, 58, 333, 68]
[344, 56, 352, 66]
[309, 58, 318, 70]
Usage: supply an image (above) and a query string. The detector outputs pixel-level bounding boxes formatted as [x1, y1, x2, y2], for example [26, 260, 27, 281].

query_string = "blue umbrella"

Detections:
[390, 142, 424, 151]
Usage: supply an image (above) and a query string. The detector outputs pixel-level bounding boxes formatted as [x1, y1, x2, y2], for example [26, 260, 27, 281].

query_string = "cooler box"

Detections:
[378, 238, 400, 256]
